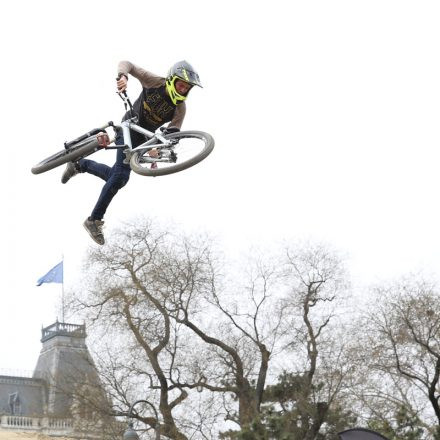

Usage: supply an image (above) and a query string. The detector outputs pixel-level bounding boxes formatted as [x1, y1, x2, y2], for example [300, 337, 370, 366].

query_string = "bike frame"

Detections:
[100, 92, 177, 165]
[32, 90, 214, 177]
[120, 118, 171, 162]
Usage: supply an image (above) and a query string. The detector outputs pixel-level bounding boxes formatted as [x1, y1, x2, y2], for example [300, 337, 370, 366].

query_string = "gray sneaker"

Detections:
[83, 218, 105, 245]
[61, 162, 79, 184]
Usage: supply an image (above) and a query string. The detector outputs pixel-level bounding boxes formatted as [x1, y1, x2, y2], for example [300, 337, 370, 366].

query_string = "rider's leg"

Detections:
[89, 155, 131, 221]
[61, 132, 124, 184]
[77, 159, 112, 182]
[83, 147, 130, 245]
[77, 131, 125, 181]
[88, 129, 148, 220]
[83, 129, 145, 244]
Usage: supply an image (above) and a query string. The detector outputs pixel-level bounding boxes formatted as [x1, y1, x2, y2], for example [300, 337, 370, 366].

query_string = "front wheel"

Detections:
[129, 130, 214, 177]
[31, 137, 100, 175]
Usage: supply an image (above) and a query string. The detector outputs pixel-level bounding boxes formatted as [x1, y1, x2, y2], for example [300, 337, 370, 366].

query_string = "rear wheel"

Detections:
[31, 137, 100, 174]
[129, 130, 214, 177]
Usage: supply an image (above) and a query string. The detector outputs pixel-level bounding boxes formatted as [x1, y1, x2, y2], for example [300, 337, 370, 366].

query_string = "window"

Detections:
[8, 392, 21, 415]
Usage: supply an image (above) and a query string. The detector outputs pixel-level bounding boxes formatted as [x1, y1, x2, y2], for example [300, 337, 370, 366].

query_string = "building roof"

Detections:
[0, 322, 110, 439]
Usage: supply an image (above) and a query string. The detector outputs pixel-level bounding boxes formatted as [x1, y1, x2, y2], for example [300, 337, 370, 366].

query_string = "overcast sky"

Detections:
[1, 0, 439, 373]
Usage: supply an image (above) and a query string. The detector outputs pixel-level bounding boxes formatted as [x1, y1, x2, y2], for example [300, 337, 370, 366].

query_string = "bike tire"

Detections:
[129, 130, 214, 177]
[31, 137, 100, 175]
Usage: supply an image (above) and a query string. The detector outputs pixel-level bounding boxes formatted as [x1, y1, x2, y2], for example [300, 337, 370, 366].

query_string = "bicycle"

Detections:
[31, 92, 215, 177]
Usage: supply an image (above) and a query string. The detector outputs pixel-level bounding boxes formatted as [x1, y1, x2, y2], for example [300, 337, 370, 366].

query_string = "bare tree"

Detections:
[358, 276, 440, 439]
[263, 243, 353, 440]
[166, 247, 287, 431]
[72, 220, 198, 439]
[69, 220, 353, 439]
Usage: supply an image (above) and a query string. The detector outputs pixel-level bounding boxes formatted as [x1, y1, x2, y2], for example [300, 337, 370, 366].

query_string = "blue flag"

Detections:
[36, 261, 63, 286]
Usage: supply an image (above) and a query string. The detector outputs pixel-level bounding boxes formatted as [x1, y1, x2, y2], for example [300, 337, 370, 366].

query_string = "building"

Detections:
[0, 322, 116, 439]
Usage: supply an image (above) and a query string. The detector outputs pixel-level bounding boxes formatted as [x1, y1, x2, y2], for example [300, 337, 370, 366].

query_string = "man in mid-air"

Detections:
[61, 60, 202, 245]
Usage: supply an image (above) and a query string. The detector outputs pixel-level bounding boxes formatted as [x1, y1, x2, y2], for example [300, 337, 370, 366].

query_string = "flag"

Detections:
[36, 261, 63, 286]
[339, 428, 390, 440]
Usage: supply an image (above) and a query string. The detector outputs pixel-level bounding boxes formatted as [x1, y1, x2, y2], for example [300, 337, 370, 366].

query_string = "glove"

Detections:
[161, 126, 180, 135]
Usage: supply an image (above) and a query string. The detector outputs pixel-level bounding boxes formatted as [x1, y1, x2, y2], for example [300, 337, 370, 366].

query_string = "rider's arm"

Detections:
[117, 60, 164, 88]
[169, 102, 186, 129]
[118, 60, 186, 128]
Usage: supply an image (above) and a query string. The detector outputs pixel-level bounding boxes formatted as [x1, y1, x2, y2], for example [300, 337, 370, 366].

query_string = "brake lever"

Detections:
[116, 75, 133, 114]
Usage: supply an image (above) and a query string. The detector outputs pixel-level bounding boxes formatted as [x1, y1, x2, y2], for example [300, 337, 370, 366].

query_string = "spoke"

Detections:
[135, 137, 204, 170]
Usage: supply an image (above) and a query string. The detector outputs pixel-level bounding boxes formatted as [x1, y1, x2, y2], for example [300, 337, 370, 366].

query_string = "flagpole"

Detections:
[62, 279, 65, 322]
[36, 259, 65, 321]
[61, 255, 65, 322]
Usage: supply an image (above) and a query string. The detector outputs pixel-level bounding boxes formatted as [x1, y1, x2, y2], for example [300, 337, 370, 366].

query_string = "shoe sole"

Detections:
[83, 222, 105, 245]
[61, 164, 79, 184]
[61, 171, 78, 184]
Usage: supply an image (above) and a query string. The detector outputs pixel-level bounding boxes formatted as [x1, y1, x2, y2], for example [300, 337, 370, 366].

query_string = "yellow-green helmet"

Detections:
[166, 60, 202, 105]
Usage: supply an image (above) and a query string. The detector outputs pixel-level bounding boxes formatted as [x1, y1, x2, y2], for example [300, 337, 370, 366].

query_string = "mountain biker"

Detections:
[61, 60, 202, 245]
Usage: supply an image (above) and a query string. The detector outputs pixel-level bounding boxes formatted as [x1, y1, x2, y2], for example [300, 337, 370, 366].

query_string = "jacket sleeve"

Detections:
[169, 102, 186, 129]
[118, 61, 164, 88]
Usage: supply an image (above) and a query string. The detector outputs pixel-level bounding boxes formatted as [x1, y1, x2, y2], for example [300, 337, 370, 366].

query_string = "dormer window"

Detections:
[8, 391, 21, 415]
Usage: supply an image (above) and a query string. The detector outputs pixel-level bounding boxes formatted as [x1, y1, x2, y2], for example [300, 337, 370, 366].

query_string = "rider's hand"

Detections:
[148, 148, 160, 158]
[116, 74, 128, 93]
[161, 126, 180, 135]
[97, 132, 111, 148]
